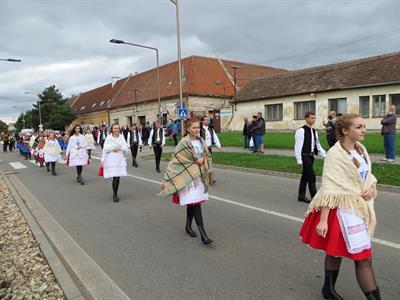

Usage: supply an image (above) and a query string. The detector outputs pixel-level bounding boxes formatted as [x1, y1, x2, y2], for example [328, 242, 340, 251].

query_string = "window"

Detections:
[100, 100, 105, 105]
[373, 95, 386, 117]
[113, 119, 119, 124]
[138, 116, 146, 126]
[359, 96, 370, 117]
[294, 100, 315, 120]
[390, 94, 400, 114]
[127, 116, 133, 127]
[80, 106, 86, 110]
[329, 98, 347, 114]
[91, 103, 97, 108]
[265, 103, 283, 121]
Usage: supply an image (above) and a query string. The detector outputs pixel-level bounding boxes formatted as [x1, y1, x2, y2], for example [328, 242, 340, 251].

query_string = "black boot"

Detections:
[298, 180, 310, 203]
[364, 287, 381, 300]
[198, 225, 213, 245]
[46, 163, 50, 172]
[185, 206, 197, 238]
[112, 178, 119, 202]
[322, 270, 344, 300]
[132, 158, 138, 168]
[77, 175, 81, 183]
[309, 182, 317, 199]
[80, 177, 85, 185]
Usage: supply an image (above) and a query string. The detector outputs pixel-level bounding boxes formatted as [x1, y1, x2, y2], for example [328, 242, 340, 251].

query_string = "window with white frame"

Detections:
[265, 103, 283, 121]
[329, 98, 347, 114]
[373, 95, 386, 117]
[359, 96, 370, 118]
[294, 100, 315, 120]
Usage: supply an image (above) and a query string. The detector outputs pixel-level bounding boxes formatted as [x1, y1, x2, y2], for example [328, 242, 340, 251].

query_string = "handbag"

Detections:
[98, 164, 104, 177]
[172, 192, 180, 204]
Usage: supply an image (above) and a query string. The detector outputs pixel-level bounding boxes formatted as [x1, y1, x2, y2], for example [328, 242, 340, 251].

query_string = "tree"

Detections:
[0, 120, 8, 132]
[16, 85, 76, 132]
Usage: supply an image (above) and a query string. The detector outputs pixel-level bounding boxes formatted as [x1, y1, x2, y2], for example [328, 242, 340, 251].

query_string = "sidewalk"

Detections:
[157, 145, 399, 165]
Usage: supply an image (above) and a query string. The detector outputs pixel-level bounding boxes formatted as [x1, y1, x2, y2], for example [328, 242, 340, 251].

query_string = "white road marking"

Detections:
[9, 162, 27, 169]
[91, 156, 400, 251]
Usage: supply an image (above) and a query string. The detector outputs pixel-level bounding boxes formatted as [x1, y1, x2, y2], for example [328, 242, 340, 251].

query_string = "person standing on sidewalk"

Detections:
[97, 125, 108, 149]
[148, 121, 165, 173]
[1, 132, 10, 152]
[380, 105, 397, 162]
[242, 117, 251, 149]
[66, 125, 89, 185]
[300, 113, 381, 300]
[101, 123, 129, 203]
[127, 123, 142, 168]
[172, 120, 180, 146]
[43, 132, 62, 176]
[323, 111, 337, 148]
[85, 128, 96, 159]
[160, 118, 213, 245]
[253, 112, 266, 153]
[200, 116, 221, 185]
[295, 112, 326, 203]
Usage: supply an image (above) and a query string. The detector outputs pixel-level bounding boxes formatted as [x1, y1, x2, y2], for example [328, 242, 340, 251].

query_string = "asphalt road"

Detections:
[1, 148, 399, 300]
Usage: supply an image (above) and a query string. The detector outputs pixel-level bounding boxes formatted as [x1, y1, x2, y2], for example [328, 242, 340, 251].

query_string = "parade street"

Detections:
[0, 149, 399, 300]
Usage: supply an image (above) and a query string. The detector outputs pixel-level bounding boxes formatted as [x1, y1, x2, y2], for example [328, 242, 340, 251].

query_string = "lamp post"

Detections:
[0, 58, 22, 62]
[170, 0, 184, 133]
[109, 39, 162, 123]
[24, 92, 42, 131]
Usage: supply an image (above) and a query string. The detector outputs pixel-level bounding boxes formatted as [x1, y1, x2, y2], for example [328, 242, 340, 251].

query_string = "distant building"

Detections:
[70, 55, 286, 131]
[230, 52, 400, 131]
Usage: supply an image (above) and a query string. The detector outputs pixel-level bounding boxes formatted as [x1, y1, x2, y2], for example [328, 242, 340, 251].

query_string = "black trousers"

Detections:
[130, 143, 139, 163]
[100, 140, 105, 149]
[172, 134, 178, 146]
[153, 144, 163, 170]
[208, 146, 212, 154]
[299, 154, 317, 197]
[3, 142, 9, 152]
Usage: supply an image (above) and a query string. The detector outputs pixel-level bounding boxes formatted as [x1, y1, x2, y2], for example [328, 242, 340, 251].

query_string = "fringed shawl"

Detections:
[159, 135, 211, 197]
[306, 141, 378, 235]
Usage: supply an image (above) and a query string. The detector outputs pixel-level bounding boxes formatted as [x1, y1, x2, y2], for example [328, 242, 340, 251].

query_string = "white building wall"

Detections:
[230, 84, 400, 131]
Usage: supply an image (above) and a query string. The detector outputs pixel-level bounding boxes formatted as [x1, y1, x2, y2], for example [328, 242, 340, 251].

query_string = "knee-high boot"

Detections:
[185, 205, 197, 237]
[112, 177, 120, 202]
[322, 270, 344, 300]
[192, 204, 213, 245]
[51, 162, 56, 176]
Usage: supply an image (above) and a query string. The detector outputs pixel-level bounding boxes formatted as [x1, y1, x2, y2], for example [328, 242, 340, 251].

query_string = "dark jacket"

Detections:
[254, 117, 266, 135]
[242, 121, 251, 136]
[381, 114, 397, 134]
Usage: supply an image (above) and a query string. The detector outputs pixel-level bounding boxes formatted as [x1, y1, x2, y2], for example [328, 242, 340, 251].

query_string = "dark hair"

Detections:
[70, 124, 83, 136]
[337, 113, 343, 117]
[305, 112, 315, 119]
[110, 123, 120, 132]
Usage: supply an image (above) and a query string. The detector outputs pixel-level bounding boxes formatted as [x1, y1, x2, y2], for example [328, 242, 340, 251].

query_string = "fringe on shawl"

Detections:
[306, 193, 376, 235]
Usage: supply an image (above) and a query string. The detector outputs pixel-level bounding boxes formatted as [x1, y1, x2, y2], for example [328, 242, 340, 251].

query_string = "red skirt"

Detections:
[299, 209, 372, 261]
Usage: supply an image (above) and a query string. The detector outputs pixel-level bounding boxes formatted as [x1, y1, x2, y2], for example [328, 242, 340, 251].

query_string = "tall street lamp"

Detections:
[25, 91, 42, 130]
[109, 39, 162, 123]
[170, 0, 184, 133]
[0, 58, 22, 62]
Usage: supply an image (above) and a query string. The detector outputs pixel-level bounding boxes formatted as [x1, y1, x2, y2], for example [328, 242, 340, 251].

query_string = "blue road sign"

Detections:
[178, 108, 189, 119]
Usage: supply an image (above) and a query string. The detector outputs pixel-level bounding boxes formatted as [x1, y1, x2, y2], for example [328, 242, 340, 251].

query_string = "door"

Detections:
[212, 109, 221, 133]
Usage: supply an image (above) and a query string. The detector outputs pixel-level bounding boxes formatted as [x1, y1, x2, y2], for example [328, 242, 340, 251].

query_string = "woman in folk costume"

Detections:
[101, 123, 129, 202]
[43, 132, 62, 176]
[85, 128, 96, 159]
[66, 125, 89, 185]
[160, 118, 213, 245]
[36, 133, 47, 168]
[300, 114, 381, 300]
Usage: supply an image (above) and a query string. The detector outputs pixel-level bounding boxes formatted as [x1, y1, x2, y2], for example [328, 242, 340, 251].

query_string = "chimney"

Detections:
[111, 76, 121, 88]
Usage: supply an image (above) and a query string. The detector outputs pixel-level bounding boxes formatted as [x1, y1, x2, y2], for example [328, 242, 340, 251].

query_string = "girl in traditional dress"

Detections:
[66, 125, 89, 185]
[160, 118, 213, 245]
[85, 128, 96, 159]
[44, 132, 62, 176]
[101, 123, 129, 202]
[300, 114, 380, 300]
[36, 133, 46, 168]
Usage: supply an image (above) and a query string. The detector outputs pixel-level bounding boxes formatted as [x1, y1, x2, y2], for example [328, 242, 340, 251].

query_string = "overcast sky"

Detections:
[1, 0, 399, 123]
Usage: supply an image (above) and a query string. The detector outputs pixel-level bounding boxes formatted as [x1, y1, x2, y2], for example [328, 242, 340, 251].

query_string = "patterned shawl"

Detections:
[159, 135, 212, 197]
[306, 142, 378, 235]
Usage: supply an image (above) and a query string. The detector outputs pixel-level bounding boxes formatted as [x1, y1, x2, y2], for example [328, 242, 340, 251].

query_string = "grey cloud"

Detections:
[1, 0, 399, 123]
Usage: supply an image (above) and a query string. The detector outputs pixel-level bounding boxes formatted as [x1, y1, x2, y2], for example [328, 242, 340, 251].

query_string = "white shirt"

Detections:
[127, 130, 143, 147]
[203, 125, 221, 148]
[148, 128, 165, 146]
[294, 126, 326, 164]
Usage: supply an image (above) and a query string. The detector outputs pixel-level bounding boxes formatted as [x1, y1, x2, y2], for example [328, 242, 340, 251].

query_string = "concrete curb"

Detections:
[2, 172, 85, 300]
[2, 172, 131, 300]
